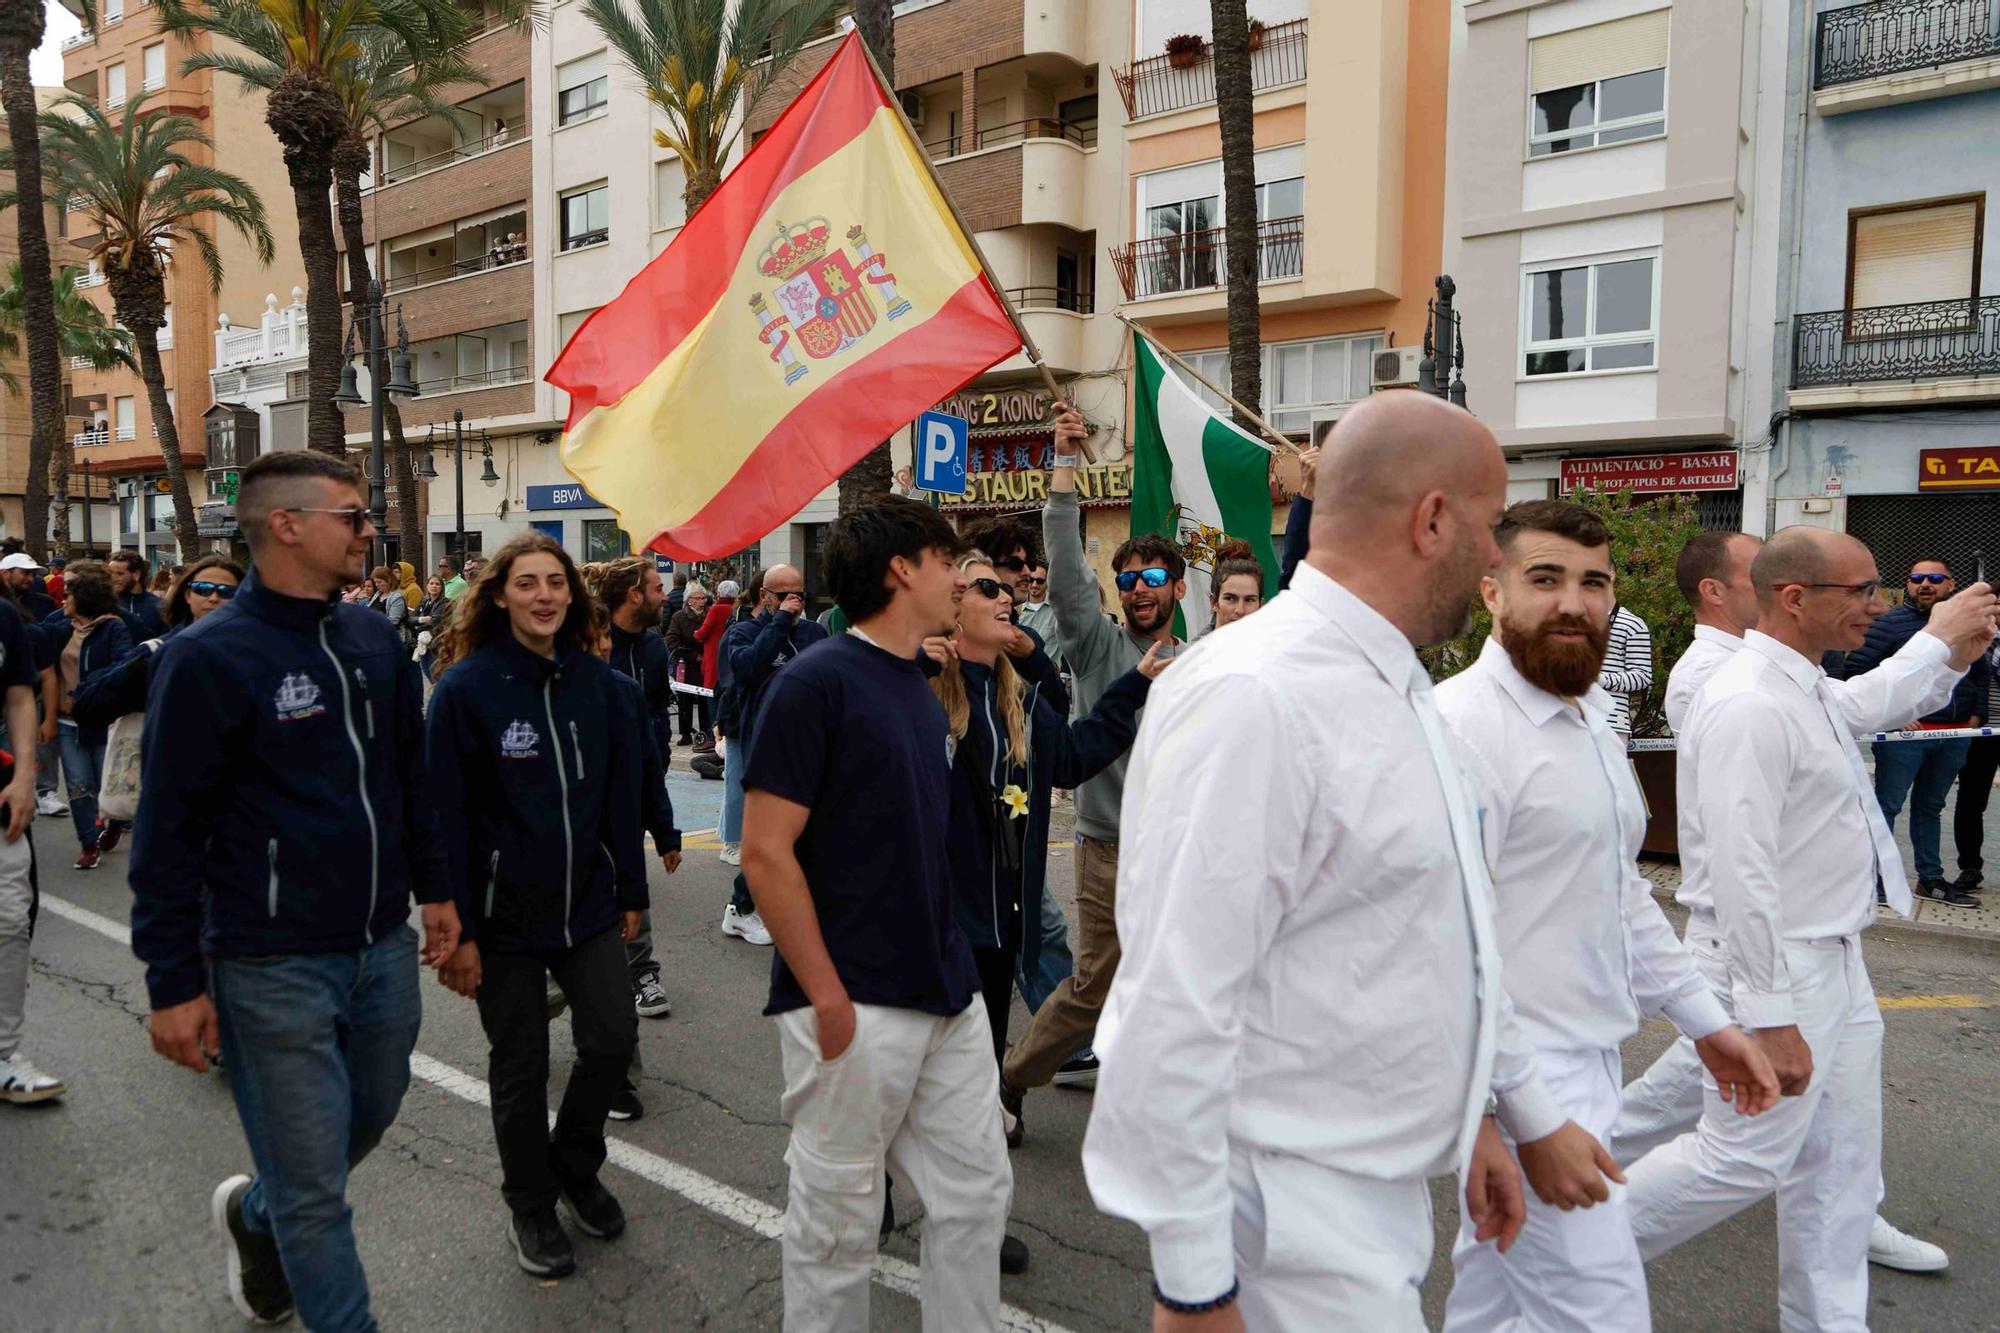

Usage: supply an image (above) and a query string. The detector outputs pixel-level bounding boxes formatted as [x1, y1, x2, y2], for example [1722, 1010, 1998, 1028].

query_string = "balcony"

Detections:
[1814, 0, 2000, 112]
[1789, 294, 2000, 409]
[383, 247, 527, 295]
[1113, 18, 1307, 121]
[1110, 215, 1305, 301]
[60, 29, 93, 52]
[73, 427, 110, 448]
[933, 129, 1090, 233]
[416, 363, 530, 397]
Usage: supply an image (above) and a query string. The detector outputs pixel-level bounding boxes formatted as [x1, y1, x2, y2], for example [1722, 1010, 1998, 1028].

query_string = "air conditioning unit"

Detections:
[898, 91, 926, 128]
[118, 479, 139, 500]
[1371, 346, 1423, 390]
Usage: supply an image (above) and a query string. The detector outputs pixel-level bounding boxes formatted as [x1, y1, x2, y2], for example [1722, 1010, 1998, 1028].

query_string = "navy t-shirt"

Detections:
[742, 632, 976, 1018]
[0, 601, 40, 691]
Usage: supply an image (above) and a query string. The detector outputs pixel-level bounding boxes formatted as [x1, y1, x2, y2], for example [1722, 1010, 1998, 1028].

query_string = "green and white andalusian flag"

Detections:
[1128, 330, 1279, 640]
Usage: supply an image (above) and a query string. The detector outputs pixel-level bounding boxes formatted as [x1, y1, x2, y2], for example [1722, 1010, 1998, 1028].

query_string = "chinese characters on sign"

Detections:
[1918, 446, 2000, 491]
[1558, 450, 1741, 494]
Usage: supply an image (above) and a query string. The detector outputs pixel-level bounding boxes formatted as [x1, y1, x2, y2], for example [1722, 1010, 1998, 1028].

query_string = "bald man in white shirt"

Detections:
[1625, 528, 1996, 1332]
[1436, 502, 1777, 1333]
[1083, 393, 1627, 1333]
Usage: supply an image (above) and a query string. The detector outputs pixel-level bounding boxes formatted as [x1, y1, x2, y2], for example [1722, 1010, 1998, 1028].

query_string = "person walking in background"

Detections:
[108, 551, 165, 640]
[413, 574, 451, 677]
[695, 578, 738, 694]
[662, 570, 687, 630]
[132, 450, 460, 1331]
[426, 535, 648, 1281]
[45, 561, 134, 870]
[1202, 541, 1266, 636]
[365, 566, 409, 643]
[1599, 602, 1653, 737]
[702, 577, 746, 864]
[1951, 638, 2000, 894]
[1012, 557, 1060, 671]
[1, 553, 57, 623]
[439, 556, 465, 599]
[665, 583, 712, 747]
[0, 592, 60, 1105]
[44, 557, 64, 605]
[72, 558, 242, 734]
[599, 557, 677, 1023]
[1836, 558, 1991, 908]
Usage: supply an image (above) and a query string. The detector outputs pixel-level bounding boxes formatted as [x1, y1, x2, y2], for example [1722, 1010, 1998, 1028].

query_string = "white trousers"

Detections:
[1610, 923, 1726, 1166]
[0, 827, 36, 1060]
[1228, 1147, 1432, 1332]
[1445, 1046, 1650, 1333]
[775, 1000, 1012, 1333]
[1626, 935, 1882, 1333]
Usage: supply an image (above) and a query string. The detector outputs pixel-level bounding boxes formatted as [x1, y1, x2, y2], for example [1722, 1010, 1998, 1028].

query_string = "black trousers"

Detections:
[1954, 736, 2000, 876]
[476, 927, 637, 1216]
[972, 945, 1015, 1071]
[673, 663, 711, 740]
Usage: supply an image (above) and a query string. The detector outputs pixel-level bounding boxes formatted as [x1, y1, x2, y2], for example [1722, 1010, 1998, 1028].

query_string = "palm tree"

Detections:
[579, 0, 840, 219]
[1210, 0, 1263, 433]
[0, 261, 138, 555]
[0, 0, 87, 558]
[155, 0, 474, 455]
[34, 92, 273, 558]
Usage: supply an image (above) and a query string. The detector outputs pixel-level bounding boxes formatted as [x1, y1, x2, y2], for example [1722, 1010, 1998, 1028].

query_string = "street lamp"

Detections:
[77, 455, 94, 553]
[418, 409, 496, 572]
[334, 278, 417, 565]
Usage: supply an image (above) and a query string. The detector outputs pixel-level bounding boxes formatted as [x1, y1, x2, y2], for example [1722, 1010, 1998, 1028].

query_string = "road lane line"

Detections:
[1877, 994, 1991, 1009]
[40, 893, 1076, 1333]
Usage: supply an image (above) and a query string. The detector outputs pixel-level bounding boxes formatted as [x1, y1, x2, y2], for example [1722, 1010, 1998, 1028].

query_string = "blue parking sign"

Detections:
[915, 411, 969, 495]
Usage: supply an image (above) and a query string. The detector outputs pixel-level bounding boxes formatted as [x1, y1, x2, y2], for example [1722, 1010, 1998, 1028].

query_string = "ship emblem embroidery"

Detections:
[274, 672, 325, 722]
[500, 720, 540, 759]
[748, 218, 913, 388]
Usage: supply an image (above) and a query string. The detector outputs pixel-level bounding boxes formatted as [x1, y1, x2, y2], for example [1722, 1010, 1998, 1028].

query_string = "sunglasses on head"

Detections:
[282, 506, 370, 534]
[966, 577, 1014, 602]
[1115, 567, 1173, 592]
[1909, 573, 1949, 585]
[187, 580, 236, 600]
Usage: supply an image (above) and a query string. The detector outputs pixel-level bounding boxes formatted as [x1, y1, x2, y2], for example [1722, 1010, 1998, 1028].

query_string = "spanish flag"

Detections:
[547, 33, 1023, 560]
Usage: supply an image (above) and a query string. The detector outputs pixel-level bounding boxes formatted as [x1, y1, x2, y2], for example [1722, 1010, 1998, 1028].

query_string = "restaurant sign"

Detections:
[940, 463, 1131, 510]
[1559, 450, 1740, 494]
[1918, 446, 2000, 492]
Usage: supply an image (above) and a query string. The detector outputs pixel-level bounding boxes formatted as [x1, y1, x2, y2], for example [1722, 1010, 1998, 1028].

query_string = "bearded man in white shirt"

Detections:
[1434, 501, 1777, 1332]
[1083, 392, 1634, 1333]
[1625, 526, 1996, 1332]
[1612, 528, 1967, 1275]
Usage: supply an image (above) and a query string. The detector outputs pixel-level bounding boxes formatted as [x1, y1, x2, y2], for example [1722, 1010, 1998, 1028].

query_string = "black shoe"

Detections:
[1000, 1233, 1030, 1275]
[999, 1081, 1024, 1149]
[210, 1175, 294, 1325]
[561, 1177, 627, 1240]
[510, 1209, 576, 1277]
[880, 1177, 896, 1239]
[1918, 879, 1980, 909]
[1952, 869, 1983, 892]
[608, 1084, 644, 1122]
[1052, 1049, 1098, 1089]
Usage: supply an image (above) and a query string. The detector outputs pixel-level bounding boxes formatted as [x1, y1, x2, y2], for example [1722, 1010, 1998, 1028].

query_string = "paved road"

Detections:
[6, 773, 1998, 1331]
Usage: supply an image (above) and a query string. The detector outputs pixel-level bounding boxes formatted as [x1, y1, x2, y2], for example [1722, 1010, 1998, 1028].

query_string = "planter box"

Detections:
[1166, 47, 1206, 69]
[1632, 748, 1678, 856]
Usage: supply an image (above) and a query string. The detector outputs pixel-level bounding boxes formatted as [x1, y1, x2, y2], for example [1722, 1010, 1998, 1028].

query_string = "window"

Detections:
[560, 184, 608, 250]
[558, 52, 608, 126]
[106, 63, 127, 107]
[1528, 11, 1668, 157]
[1522, 253, 1658, 376]
[1135, 145, 1304, 295]
[1173, 333, 1384, 433]
[158, 303, 172, 350]
[115, 395, 136, 439]
[103, 0, 122, 20]
[654, 159, 687, 231]
[142, 43, 165, 90]
[1848, 198, 1981, 311]
[582, 519, 630, 561]
[557, 307, 600, 348]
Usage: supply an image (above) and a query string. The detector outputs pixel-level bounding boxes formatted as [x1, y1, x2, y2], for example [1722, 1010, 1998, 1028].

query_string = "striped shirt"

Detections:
[1599, 605, 1654, 736]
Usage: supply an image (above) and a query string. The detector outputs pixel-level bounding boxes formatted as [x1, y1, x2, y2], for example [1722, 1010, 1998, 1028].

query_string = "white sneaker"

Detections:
[0, 1053, 66, 1103]
[719, 841, 742, 866]
[35, 793, 66, 816]
[721, 905, 773, 946]
[1868, 1214, 1948, 1272]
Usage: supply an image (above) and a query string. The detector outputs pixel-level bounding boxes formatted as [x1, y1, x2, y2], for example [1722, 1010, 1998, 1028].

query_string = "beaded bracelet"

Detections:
[1153, 1280, 1241, 1315]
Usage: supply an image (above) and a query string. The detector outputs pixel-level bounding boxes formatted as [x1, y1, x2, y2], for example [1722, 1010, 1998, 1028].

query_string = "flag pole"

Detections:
[849, 31, 1099, 463]
[1115, 311, 1299, 455]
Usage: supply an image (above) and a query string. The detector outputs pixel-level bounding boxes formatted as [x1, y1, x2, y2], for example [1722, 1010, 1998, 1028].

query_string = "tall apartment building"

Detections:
[56, 0, 302, 567]
[1764, 0, 2000, 579]
[1446, 0, 1764, 527]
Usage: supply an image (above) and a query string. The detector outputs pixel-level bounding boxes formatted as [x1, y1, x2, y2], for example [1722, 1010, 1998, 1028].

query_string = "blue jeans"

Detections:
[1015, 887, 1074, 1014]
[1873, 736, 1973, 882]
[211, 924, 423, 1333]
[57, 722, 103, 850]
[720, 736, 746, 843]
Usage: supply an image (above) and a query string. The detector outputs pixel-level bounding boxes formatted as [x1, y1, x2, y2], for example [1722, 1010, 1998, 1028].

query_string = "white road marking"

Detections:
[40, 893, 1074, 1333]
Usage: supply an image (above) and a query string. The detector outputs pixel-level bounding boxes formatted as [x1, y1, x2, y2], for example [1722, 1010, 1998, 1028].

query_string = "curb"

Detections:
[1647, 887, 2000, 958]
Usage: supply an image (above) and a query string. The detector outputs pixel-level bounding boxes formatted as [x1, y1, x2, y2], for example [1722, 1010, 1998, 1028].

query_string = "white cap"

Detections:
[0, 553, 42, 572]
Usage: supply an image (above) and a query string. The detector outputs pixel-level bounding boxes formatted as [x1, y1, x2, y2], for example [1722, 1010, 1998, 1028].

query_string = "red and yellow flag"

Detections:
[546, 33, 1023, 559]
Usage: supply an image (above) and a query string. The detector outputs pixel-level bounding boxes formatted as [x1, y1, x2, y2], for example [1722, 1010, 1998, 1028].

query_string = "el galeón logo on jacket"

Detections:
[273, 673, 325, 722]
[499, 720, 540, 760]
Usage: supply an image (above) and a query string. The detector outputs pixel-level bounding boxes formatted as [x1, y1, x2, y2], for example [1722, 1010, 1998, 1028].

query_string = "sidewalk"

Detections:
[1638, 857, 2000, 945]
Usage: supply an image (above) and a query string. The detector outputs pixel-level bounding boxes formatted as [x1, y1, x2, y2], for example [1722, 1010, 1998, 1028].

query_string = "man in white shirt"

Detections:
[1083, 392, 1620, 1332]
[1624, 527, 1996, 1331]
[1598, 603, 1653, 736]
[1437, 502, 1777, 1332]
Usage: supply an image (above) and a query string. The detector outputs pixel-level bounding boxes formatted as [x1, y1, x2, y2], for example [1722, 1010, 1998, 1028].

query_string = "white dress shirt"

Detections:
[1672, 626, 1963, 928]
[1684, 630, 1961, 1028]
[1081, 563, 1563, 1303]
[1439, 640, 1730, 1053]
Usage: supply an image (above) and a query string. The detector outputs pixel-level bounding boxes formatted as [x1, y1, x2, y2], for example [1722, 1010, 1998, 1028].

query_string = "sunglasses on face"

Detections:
[187, 580, 236, 600]
[1115, 567, 1173, 592]
[966, 577, 1015, 602]
[1909, 573, 1949, 585]
[992, 557, 1029, 573]
[282, 506, 370, 534]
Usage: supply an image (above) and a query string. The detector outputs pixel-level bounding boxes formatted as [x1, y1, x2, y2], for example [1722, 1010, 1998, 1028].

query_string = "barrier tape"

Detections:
[671, 680, 716, 699]
[1628, 725, 1997, 754]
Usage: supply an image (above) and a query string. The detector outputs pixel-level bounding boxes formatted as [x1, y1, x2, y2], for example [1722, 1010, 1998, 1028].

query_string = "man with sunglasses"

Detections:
[1834, 558, 1992, 908]
[999, 405, 1184, 1130]
[132, 450, 458, 1331]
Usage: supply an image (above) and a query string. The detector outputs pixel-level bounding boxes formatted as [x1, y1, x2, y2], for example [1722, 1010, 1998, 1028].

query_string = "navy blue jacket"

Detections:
[14, 587, 56, 624]
[608, 622, 676, 761]
[426, 639, 649, 952]
[72, 626, 174, 730]
[1836, 602, 1990, 724]
[131, 573, 445, 1010]
[46, 613, 136, 741]
[121, 589, 166, 641]
[943, 647, 1148, 972]
[611, 667, 681, 854]
[724, 609, 829, 747]
[1279, 491, 1311, 592]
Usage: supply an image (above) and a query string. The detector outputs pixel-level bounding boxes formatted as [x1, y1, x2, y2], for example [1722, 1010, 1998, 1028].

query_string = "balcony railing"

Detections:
[60, 29, 94, 51]
[1113, 18, 1308, 119]
[1816, 0, 2000, 88]
[416, 364, 530, 396]
[561, 228, 608, 251]
[73, 269, 104, 289]
[1005, 286, 1095, 315]
[376, 117, 527, 188]
[1792, 295, 2000, 387]
[382, 248, 527, 294]
[1110, 215, 1305, 301]
[977, 117, 1097, 151]
[74, 428, 109, 448]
